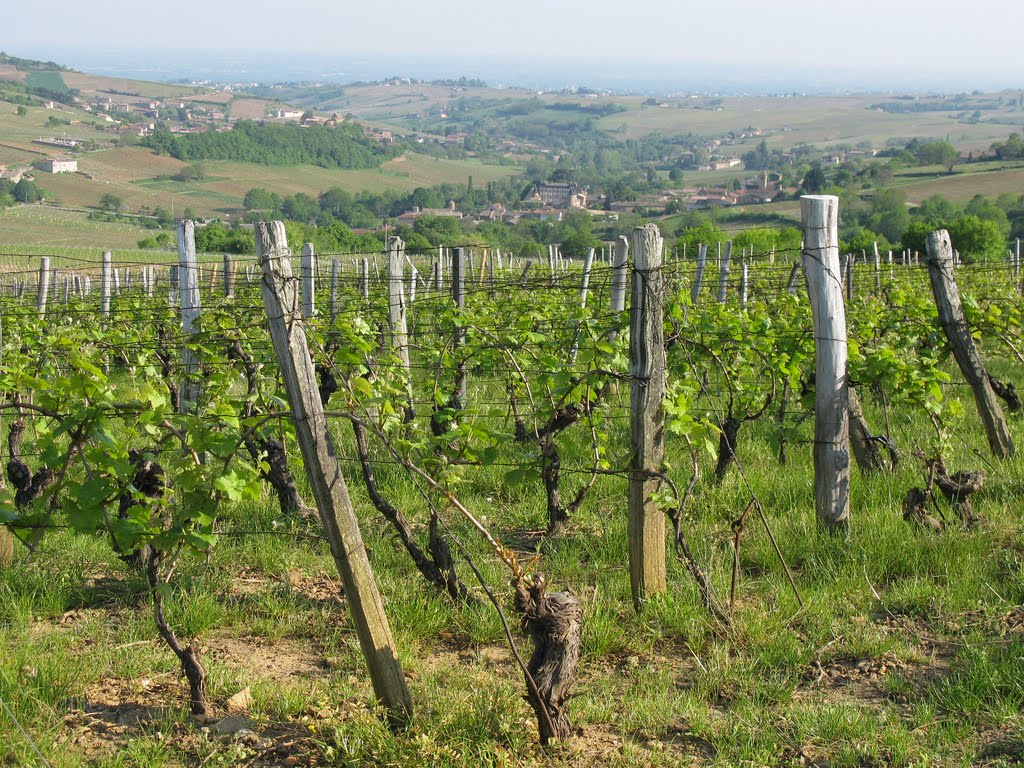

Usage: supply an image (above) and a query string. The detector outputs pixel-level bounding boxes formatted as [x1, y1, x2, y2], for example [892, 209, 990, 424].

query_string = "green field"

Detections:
[0, 206, 155, 250]
[890, 161, 1024, 204]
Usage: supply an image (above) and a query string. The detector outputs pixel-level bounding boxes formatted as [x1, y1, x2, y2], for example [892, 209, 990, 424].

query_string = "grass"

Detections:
[1, 262, 1023, 766]
[891, 161, 1024, 204]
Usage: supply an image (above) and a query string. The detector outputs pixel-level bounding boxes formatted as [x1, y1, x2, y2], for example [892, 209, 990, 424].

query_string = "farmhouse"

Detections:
[39, 158, 77, 173]
[523, 182, 588, 209]
[395, 200, 464, 224]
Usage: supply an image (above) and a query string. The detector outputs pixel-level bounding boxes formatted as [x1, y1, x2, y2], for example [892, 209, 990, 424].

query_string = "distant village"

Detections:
[3, 84, 891, 222]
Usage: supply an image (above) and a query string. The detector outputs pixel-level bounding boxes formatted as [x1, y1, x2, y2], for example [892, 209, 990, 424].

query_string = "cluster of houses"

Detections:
[390, 182, 590, 227]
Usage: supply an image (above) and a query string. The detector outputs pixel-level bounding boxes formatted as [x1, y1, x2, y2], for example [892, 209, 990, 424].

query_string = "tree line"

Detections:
[142, 120, 398, 169]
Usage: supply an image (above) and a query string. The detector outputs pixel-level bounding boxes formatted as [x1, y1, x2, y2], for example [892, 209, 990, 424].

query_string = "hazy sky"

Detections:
[6, 0, 1024, 88]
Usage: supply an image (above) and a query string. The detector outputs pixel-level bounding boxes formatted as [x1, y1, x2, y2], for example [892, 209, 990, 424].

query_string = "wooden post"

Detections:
[740, 259, 749, 309]
[610, 236, 629, 314]
[301, 243, 315, 318]
[387, 236, 414, 417]
[223, 254, 234, 299]
[330, 258, 340, 321]
[361, 258, 370, 301]
[178, 221, 201, 413]
[845, 254, 854, 301]
[101, 251, 112, 319]
[37, 257, 49, 317]
[873, 242, 881, 292]
[925, 229, 1014, 458]
[628, 223, 667, 609]
[254, 221, 413, 725]
[716, 240, 732, 303]
[168, 266, 179, 309]
[800, 195, 851, 531]
[451, 246, 467, 407]
[690, 243, 708, 305]
[579, 248, 595, 308]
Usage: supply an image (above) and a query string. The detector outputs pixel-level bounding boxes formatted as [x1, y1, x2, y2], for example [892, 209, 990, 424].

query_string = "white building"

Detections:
[40, 158, 78, 174]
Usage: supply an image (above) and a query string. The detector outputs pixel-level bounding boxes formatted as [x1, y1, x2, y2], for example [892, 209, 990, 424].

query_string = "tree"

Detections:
[914, 140, 959, 173]
[947, 215, 1007, 263]
[12, 179, 41, 203]
[913, 194, 959, 226]
[866, 188, 910, 244]
[16, 105, 27, 116]
[243, 187, 280, 212]
[280, 193, 320, 222]
[801, 165, 827, 194]
[676, 217, 726, 254]
[99, 193, 123, 212]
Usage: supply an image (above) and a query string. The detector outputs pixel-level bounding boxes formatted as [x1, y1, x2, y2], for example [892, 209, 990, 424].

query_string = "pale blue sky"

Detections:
[5, 0, 1023, 88]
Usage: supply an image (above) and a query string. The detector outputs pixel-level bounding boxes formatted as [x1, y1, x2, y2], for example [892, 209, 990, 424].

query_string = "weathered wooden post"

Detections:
[37, 257, 49, 317]
[387, 236, 414, 418]
[178, 221, 201, 413]
[800, 195, 850, 531]
[716, 241, 732, 303]
[223, 253, 234, 299]
[451, 246, 468, 408]
[254, 221, 413, 726]
[925, 229, 1014, 458]
[740, 260, 748, 310]
[629, 223, 667, 609]
[579, 248, 595, 308]
[101, 251, 112, 319]
[690, 243, 708, 305]
[361, 258, 370, 301]
[301, 243, 315, 318]
[610, 236, 629, 314]
[330, 257, 340, 321]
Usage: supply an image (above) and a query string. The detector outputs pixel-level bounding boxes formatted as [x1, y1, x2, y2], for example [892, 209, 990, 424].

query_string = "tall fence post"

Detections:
[37, 257, 49, 317]
[223, 253, 234, 299]
[690, 243, 708, 305]
[254, 221, 413, 726]
[301, 242, 315, 318]
[178, 221, 201, 413]
[451, 246, 467, 408]
[925, 229, 1014, 458]
[800, 195, 851, 531]
[579, 248, 595, 308]
[629, 223, 667, 609]
[387, 236, 414, 418]
[330, 257, 340, 322]
[716, 240, 732, 303]
[101, 251, 112, 320]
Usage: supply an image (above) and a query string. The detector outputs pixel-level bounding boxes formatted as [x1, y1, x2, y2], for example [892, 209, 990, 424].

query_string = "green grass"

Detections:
[24, 70, 67, 92]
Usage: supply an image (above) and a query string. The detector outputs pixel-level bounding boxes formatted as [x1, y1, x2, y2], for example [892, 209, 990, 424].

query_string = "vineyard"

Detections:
[1, 196, 1024, 767]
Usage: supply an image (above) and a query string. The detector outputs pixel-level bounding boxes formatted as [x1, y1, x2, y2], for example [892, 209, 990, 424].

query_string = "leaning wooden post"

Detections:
[387, 236, 414, 418]
[925, 230, 1014, 458]
[255, 221, 413, 725]
[178, 221, 202, 413]
[579, 248, 595, 308]
[37, 257, 50, 317]
[628, 223, 667, 609]
[690, 243, 708, 305]
[301, 242, 315, 318]
[800, 195, 851, 531]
